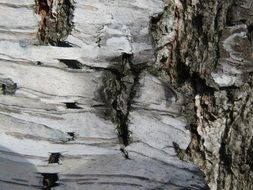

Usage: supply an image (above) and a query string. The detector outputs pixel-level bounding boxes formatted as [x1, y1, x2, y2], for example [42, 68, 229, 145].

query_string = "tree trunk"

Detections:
[152, 0, 253, 190]
[0, 0, 252, 190]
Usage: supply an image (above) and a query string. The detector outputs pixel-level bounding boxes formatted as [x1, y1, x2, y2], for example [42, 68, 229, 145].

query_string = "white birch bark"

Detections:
[0, 1, 207, 190]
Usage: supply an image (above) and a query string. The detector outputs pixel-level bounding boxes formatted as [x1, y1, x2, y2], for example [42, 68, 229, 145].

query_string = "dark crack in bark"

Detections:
[99, 53, 141, 147]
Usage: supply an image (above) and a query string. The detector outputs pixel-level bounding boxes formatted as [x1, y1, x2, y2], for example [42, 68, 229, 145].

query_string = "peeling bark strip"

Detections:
[35, 0, 74, 45]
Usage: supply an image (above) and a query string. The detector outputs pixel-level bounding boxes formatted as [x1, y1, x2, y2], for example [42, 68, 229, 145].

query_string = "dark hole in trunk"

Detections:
[67, 132, 75, 140]
[2, 84, 6, 94]
[41, 173, 59, 190]
[59, 59, 83, 69]
[122, 53, 133, 66]
[57, 41, 73, 47]
[64, 102, 82, 109]
[48, 153, 62, 164]
[37, 61, 43, 66]
[192, 15, 203, 31]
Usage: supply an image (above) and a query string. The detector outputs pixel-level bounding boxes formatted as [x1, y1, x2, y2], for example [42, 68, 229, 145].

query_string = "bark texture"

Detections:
[0, 0, 207, 190]
[152, 0, 253, 190]
[0, 0, 252, 190]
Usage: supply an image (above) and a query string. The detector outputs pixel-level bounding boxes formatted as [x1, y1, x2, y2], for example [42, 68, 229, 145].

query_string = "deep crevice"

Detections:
[115, 54, 140, 146]
[191, 73, 214, 95]
[192, 14, 203, 33]
[246, 138, 253, 170]
[226, 5, 235, 26]
[247, 24, 253, 42]
[100, 53, 141, 146]
[247, 24, 253, 33]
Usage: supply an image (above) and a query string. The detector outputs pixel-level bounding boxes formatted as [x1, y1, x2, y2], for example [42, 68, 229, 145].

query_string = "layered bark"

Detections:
[153, 0, 253, 189]
[0, 0, 207, 190]
[0, 0, 252, 189]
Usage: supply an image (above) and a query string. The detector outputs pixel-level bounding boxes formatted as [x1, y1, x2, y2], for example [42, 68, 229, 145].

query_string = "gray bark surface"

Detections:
[0, 0, 207, 190]
[0, 0, 252, 190]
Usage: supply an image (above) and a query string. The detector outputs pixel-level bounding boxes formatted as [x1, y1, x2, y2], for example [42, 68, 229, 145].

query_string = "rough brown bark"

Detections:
[153, 0, 253, 189]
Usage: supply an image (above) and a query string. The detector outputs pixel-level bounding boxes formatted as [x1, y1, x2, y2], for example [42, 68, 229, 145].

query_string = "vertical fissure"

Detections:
[100, 53, 141, 148]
